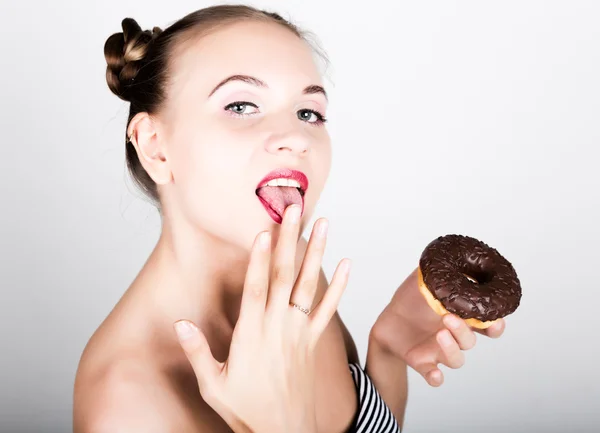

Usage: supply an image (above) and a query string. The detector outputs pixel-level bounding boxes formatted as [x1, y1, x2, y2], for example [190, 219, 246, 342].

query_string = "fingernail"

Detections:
[439, 330, 454, 346]
[288, 205, 301, 223]
[174, 320, 196, 341]
[260, 231, 271, 250]
[490, 320, 504, 335]
[318, 219, 329, 236]
[445, 315, 461, 329]
[341, 258, 352, 275]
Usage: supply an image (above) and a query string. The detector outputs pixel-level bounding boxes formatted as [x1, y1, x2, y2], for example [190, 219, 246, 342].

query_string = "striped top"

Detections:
[347, 363, 401, 433]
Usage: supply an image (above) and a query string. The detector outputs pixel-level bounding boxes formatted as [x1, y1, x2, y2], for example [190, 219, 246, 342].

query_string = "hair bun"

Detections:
[104, 18, 163, 102]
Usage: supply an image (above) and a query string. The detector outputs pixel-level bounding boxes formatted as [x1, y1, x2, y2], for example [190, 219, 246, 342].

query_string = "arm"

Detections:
[333, 305, 408, 428]
[364, 318, 408, 427]
[295, 228, 408, 428]
[311, 270, 408, 427]
[318, 264, 407, 428]
[334, 309, 360, 364]
[73, 361, 201, 433]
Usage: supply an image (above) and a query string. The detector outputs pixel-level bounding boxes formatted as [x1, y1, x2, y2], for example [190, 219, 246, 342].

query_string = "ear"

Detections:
[127, 113, 172, 185]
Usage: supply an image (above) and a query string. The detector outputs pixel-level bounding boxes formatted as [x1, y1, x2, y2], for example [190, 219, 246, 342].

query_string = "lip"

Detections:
[255, 168, 309, 193]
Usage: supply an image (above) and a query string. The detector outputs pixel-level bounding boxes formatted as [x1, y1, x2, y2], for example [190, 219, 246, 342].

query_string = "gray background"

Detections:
[1, 0, 599, 432]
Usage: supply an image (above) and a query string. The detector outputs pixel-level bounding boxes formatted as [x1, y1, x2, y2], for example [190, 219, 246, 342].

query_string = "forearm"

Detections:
[364, 331, 408, 428]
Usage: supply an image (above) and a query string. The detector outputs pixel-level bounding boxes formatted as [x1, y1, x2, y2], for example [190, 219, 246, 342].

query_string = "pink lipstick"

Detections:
[255, 168, 308, 224]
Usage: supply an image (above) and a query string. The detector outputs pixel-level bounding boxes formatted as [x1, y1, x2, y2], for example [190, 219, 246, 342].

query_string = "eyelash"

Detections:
[223, 101, 328, 125]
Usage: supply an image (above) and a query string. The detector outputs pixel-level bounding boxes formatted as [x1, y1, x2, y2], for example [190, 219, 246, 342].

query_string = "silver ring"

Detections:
[289, 302, 311, 315]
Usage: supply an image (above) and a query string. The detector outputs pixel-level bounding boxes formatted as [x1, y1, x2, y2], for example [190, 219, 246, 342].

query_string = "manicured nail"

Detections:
[174, 320, 196, 341]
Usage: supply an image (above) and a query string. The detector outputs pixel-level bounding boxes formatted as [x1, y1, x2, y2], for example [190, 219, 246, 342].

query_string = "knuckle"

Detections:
[451, 356, 465, 369]
[272, 266, 292, 287]
[459, 332, 476, 350]
[307, 317, 324, 337]
[299, 329, 316, 352]
[247, 282, 265, 298]
[404, 351, 419, 367]
[465, 338, 476, 350]
[310, 240, 326, 255]
[297, 277, 317, 295]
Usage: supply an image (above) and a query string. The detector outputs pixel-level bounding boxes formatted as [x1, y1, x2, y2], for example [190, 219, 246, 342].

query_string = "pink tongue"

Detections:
[256, 186, 302, 218]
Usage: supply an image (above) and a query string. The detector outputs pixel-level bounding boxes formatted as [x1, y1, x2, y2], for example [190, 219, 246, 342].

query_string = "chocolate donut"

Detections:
[417, 234, 522, 329]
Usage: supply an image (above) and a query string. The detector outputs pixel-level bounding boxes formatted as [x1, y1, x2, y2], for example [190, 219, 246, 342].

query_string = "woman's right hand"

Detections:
[173, 204, 351, 433]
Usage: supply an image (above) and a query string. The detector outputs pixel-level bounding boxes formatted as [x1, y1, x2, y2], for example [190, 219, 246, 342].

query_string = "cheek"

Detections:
[313, 136, 332, 190]
[170, 142, 212, 196]
[168, 133, 249, 218]
[302, 138, 332, 217]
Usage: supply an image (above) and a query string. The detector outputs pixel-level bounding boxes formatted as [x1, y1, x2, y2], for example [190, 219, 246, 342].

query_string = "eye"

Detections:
[297, 109, 327, 125]
[224, 101, 260, 116]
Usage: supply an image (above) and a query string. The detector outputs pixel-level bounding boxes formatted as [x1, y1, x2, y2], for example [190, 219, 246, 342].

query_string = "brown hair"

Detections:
[103, 4, 326, 207]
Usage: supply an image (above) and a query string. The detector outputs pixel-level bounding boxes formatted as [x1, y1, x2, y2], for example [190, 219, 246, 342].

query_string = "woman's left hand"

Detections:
[370, 268, 505, 387]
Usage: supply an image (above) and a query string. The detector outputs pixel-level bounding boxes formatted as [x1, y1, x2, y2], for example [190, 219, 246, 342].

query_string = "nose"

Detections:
[264, 119, 310, 156]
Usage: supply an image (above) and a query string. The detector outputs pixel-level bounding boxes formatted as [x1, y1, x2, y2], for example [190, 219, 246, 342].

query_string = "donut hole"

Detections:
[462, 253, 496, 285]
[462, 267, 495, 285]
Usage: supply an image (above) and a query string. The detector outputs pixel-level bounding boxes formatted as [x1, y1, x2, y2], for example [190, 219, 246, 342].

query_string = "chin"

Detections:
[221, 198, 316, 252]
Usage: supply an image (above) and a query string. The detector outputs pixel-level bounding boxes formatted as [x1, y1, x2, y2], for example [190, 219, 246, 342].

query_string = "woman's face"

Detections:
[158, 21, 331, 250]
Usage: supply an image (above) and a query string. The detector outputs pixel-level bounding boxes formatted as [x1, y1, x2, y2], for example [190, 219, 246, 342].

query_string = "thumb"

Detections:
[174, 320, 222, 399]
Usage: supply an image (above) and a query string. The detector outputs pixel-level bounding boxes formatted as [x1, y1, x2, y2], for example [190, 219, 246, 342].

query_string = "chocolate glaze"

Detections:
[419, 234, 522, 321]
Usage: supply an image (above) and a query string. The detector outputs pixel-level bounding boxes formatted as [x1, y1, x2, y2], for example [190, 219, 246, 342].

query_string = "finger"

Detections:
[238, 231, 271, 328]
[475, 318, 505, 338]
[443, 314, 477, 350]
[405, 339, 445, 387]
[425, 366, 444, 387]
[410, 361, 445, 387]
[266, 204, 302, 311]
[174, 320, 222, 400]
[309, 258, 351, 342]
[289, 218, 329, 315]
[436, 329, 465, 369]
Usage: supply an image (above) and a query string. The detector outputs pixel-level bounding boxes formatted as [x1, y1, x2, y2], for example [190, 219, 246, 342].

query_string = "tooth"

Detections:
[261, 178, 303, 189]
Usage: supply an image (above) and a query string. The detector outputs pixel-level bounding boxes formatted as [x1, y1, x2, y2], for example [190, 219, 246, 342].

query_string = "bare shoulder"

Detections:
[73, 357, 191, 433]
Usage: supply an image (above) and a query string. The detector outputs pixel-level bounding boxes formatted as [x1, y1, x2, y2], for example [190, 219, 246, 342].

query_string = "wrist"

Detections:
[369, 309, 412, 361]
[369, 322, 397, 358]
[366, 323, 409, 428]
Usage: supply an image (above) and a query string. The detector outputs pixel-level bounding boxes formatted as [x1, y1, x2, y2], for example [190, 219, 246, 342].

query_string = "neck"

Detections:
[130, 215, 252, 346]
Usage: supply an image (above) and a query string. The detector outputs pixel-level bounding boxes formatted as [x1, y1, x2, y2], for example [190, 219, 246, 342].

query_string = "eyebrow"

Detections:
[207, 74, 327, 100]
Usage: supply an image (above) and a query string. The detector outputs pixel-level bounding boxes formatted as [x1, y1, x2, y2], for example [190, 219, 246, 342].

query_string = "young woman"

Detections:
[73, 5, 505, 432]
